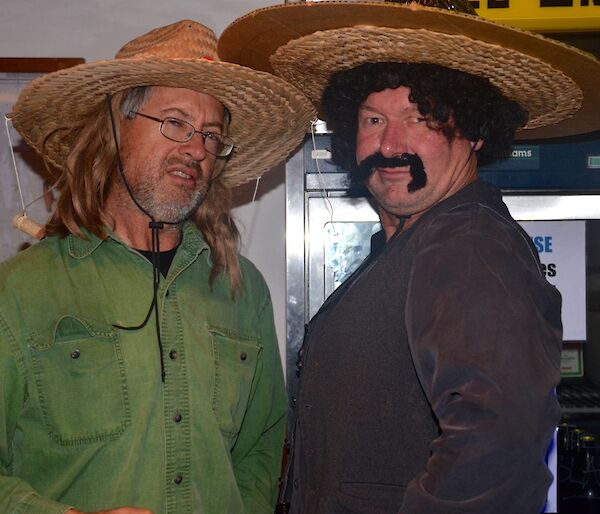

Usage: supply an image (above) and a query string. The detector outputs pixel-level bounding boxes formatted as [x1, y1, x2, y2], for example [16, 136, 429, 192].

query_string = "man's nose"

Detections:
[179, 132, 208, 161]
[379, 121, 408, 158]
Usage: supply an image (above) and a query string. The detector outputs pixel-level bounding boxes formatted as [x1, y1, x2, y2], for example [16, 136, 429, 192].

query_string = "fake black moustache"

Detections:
[353, 152, 427, 193]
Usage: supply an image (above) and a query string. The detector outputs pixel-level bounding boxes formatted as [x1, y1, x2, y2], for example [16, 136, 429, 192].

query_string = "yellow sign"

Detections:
[471, 0, 600, 32]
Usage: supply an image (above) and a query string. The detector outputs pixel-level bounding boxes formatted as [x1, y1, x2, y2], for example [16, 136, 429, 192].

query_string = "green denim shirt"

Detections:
[0, 221, 287, 514]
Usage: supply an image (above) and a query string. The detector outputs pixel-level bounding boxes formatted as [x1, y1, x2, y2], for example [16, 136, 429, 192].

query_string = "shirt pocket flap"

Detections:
[208, 325, 262, 438]
[29, 315, 130, 445]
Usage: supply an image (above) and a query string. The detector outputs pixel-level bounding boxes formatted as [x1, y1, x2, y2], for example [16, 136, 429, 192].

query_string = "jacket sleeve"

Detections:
[230, 282, 288, 514]
[400, 208, 563, 514]
[0, 312, 73, 514]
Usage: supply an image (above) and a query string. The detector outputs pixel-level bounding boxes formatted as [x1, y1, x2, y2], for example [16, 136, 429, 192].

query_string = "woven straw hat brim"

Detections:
[10, 57, 316, 187]
[218, 1, 600, 140]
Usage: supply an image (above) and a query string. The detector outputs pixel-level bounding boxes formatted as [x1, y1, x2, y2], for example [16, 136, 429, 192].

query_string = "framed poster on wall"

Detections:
[0, 58, 83, 263]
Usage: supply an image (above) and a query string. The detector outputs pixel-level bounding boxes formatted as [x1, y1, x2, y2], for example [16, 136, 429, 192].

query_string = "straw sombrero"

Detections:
[218, 1, 600, 140]
[10, 20, 316, 187]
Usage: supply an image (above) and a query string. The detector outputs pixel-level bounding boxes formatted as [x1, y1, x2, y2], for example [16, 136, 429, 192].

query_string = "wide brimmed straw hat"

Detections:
[218, 1, 600, 140]
[10, 20, 316, 187]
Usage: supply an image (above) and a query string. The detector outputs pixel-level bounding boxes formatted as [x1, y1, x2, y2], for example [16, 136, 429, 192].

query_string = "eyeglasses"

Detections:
[129, 111, 235, 157]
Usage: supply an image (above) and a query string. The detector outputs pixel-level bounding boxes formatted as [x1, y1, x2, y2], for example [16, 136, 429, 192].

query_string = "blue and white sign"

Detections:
[519, 221, 586, 341]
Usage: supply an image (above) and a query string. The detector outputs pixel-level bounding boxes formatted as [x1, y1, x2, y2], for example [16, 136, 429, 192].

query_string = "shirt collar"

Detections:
[67, 221, 210, 259]
[67, 228, 105, 259]
[179, 220, 210, 260]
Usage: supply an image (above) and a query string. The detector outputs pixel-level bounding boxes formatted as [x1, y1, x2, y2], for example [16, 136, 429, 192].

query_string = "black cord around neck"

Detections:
[107, 95, 172, 382]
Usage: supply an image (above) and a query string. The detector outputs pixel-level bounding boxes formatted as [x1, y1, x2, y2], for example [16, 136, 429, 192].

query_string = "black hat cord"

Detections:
[107, 94, 177, 383]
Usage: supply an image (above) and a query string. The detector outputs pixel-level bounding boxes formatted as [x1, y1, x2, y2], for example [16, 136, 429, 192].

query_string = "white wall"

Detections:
[0, 0, 290, 360]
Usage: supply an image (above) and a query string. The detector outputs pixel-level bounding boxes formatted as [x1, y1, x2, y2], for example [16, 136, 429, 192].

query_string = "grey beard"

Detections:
[133, 182, 209, 224]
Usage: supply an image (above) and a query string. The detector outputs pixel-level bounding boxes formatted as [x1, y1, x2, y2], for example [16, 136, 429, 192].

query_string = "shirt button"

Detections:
[169, 350, 177, 360]
[173, 413, 182, 423]
[174, 474, 183, 485]
[70, 349, 81, 359]
[240, 352, 247, 361]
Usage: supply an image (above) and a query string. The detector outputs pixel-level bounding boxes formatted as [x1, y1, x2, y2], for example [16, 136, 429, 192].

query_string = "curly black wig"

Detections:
[322, 62, 529, 170]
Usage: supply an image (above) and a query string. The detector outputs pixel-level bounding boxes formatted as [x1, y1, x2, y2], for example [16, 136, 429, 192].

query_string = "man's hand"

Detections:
[68, 508, 153, 514]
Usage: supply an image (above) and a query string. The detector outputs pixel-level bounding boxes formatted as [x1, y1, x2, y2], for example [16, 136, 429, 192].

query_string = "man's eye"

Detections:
[361, 116, 381, 126]
[203, 131, 220, 141]
[166, 118, 187, 129]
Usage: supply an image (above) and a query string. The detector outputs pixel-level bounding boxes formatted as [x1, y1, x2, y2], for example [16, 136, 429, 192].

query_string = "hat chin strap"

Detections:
[106, 94, 176, 383]
[105, 95, 180, 229]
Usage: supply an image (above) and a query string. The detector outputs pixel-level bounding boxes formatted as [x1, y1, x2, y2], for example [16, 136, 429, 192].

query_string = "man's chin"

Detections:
[147, 200, 204, 224]
[169, 190, 208, 221]
[369, 185, 423, 209]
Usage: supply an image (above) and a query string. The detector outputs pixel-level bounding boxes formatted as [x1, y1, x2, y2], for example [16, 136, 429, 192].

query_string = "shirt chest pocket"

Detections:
[209, 326, 261, 437]
[29, 315, 130, 445]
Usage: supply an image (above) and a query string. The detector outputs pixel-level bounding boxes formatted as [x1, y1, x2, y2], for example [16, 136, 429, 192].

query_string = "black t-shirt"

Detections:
[137, 246, 178, 278]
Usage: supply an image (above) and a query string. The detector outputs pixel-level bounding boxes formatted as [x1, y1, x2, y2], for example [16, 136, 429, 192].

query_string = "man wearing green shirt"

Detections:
[0, 20, 314, 514]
